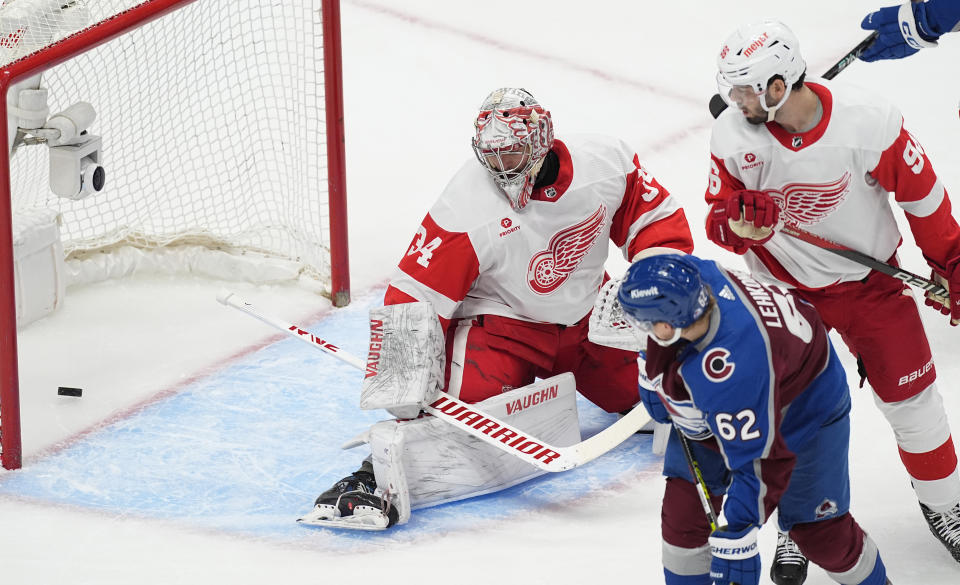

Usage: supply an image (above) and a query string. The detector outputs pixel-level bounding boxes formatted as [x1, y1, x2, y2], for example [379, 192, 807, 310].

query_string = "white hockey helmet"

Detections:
[472, 87, 554, 211]
[716, 21, 806, 119]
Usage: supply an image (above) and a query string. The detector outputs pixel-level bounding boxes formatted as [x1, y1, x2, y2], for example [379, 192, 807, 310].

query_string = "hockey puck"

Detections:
[57, 386, 83, 397]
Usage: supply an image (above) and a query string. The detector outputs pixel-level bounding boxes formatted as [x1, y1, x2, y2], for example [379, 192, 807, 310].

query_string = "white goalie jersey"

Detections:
[386, 134, 693, 327]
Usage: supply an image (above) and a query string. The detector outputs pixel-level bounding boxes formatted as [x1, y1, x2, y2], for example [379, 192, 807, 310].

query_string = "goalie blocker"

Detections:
[360, 302, 445, 419]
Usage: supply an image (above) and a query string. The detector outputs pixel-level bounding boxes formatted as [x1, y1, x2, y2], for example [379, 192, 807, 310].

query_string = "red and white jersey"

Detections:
[386, 135, 693, 328]
[706, 79, 960, 290]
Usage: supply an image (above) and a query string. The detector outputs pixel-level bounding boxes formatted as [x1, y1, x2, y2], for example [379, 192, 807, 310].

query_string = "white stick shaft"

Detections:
[217, 290, 365, 370]
[217, 290, 650, 472]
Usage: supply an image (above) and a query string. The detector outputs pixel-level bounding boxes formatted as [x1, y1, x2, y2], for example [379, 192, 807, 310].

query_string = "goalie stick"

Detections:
[779, 223, 948, 297]
[216, 290, 651, 473]
[708, 31, 878, 119]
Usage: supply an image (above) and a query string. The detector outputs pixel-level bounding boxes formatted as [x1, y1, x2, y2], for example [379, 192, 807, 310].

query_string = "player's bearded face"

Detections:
[729, 86, 767, 125]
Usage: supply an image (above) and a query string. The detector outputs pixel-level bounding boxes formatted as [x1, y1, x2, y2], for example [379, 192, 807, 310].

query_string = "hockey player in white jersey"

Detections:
[706, 20, 960, 583]
[304, 87, 694, 529]
[619, 253, 893, 585]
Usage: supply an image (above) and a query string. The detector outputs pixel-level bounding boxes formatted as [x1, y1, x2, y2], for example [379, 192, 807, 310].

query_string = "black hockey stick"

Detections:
[779, 223, 948, 297]
[708, 31, 879, 119]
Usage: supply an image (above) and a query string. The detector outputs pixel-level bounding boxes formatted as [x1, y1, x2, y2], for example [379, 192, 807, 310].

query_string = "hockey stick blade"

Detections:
[779, 224, 948, 297]
[217, 290, 651, 472]
[708, 31, 878, 119]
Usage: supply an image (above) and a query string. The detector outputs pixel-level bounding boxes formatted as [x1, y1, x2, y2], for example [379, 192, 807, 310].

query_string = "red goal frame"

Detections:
[0, 0, 350, 470]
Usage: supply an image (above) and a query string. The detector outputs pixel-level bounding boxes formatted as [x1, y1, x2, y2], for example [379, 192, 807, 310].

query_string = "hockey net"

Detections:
[0, 0, 349, 469]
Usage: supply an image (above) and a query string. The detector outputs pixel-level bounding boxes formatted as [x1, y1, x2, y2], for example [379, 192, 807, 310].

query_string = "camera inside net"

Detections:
[9, 87, 106, 200]
[48, 132, 105, 200]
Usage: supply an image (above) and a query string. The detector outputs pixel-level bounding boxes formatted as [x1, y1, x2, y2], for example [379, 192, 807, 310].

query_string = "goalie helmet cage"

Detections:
[0, 0, 350, 470]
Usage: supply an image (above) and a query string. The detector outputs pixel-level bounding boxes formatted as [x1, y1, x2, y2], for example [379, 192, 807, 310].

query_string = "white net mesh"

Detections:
[3, 0, 335, 288]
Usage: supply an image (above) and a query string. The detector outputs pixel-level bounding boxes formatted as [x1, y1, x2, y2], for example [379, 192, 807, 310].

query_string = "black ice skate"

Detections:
[297, 460, 399, 531]
[920, 502, 960, 562]
[770, 531, 809, 585]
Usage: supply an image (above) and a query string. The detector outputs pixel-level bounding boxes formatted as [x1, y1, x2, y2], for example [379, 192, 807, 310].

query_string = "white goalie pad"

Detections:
[588, 277, 643, 352]
[13, 208, 64, 329]
[360, 302, 445, 419]
[366, 373, 581, 525]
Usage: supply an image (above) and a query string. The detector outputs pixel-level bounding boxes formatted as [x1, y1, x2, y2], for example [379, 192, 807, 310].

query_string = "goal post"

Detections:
[0, 0, 350, 470]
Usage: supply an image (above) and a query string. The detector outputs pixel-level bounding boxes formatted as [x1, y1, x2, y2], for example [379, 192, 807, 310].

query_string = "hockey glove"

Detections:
[860, 2, 939, 62]
[706, 202, 749, 255]
[925, 254, 960, 326]
[709, 524, 761, 585]
[640, 387, 671, 424]
[725, 189, 779, 244]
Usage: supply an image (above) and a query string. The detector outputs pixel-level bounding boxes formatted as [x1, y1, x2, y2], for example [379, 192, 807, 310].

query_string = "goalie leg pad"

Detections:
[361, 302, 445, 419]
[369, 373, 581, 523]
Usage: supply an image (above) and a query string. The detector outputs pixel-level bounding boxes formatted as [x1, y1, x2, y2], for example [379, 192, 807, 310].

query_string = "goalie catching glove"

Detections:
[925, 254, 960, 326]
[360, 302, 445, 418]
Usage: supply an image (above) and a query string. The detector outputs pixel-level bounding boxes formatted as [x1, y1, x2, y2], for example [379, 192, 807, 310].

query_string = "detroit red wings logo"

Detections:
[527, 206, 607, 295]
[767, 173, 851, 226]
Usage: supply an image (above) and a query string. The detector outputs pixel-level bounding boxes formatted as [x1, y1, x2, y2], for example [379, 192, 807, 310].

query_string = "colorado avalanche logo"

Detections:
[766, 173, 851, 226]
[815, 498, 838, 519]
[527, 206, 607, 295]
[702, 348, 735, 382]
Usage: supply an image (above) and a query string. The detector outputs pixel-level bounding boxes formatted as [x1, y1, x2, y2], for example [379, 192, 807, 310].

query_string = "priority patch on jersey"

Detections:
[702, 348, 735, 382]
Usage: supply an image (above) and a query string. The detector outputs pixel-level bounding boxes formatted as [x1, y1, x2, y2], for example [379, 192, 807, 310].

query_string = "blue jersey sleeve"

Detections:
[928, 0, 960, 35]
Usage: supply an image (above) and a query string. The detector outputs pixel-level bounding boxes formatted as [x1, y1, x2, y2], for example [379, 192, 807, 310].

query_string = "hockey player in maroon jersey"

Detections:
[304, 87, 694, 530]
[619, 253, 893, 585]
[705, 20, 960, 583]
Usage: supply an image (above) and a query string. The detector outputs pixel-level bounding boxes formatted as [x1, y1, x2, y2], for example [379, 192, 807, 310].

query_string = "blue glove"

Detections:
[709, 525, 761, 585]
[860, 2, 939, 62]
[640, 387, 670, 424]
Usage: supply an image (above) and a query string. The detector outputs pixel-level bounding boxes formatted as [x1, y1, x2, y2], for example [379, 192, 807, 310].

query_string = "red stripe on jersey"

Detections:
[873, 125, 938, 205]
[384, 286, 418, 306]
[873, 126, 960, 269]
[907, 195, 960, 272]
[705, 154, 746, 206]
[384, 286, 451, 330]
[610, 155, 693, 255]
[397, 213, 480, 305]
[626, 210, 694, 258]
[764, 83, 833, 151]
[898, 435, 959, 481]
[531, 140, 574, 202]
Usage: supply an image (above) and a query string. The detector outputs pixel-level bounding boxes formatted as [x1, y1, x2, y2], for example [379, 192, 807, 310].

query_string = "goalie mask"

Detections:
[618, 255, 710, 346]
[472, 87, 554, 211]
[717, 20, 806, 122]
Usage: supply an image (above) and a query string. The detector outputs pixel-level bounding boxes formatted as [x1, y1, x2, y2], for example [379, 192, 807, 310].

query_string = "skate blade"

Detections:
[296, 504, 391, 531]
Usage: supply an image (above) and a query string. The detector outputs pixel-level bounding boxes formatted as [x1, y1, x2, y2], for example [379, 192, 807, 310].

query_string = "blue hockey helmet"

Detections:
[617, 255, 710, 332]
